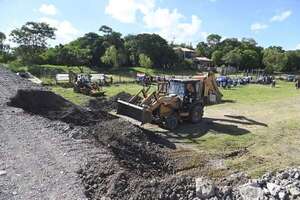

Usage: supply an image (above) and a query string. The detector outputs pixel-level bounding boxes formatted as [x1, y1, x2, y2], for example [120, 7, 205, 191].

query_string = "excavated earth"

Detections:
[1, 66, 300, 200]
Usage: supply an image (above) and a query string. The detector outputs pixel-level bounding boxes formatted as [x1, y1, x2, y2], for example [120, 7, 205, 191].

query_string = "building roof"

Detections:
[194, 57, 212, 62]
[173, 47, 196, 53]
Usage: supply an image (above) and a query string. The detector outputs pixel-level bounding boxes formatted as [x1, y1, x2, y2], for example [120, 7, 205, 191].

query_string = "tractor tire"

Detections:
[165, 115, 178, 130]
[190, 105, 204, 124]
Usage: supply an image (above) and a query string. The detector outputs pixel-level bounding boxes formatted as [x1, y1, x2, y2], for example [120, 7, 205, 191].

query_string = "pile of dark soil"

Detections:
[92, 119, 174, 176]
[78, 119, 199, 199]
[88, 92, 135, 111]
[8, 89, 115, 126]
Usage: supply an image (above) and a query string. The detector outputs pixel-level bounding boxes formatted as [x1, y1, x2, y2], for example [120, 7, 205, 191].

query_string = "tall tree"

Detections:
[99, 25, 113, 35]
[68, 32, 105, 66]
[241, 49, 259, 69]
[196, 42, 210, 57]
[10, 22, 56, 63]
[101, 45, 127, 68]
[211, 50, 223, 66]
[222, 48, 242, 67]
[124, 33, 177, 68]
[263, 47, 287, 72]
[0, 32, 5, 43]
[285, 50, 300, 72]
[0, 32, 6, 51]
[207, 34, 222, 47]
[139, 53, 153, 68]
[241, 38, 257, 47]
[218, 38, 240, 53]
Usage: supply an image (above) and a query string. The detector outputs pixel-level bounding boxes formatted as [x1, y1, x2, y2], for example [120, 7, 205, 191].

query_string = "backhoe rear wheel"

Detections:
[165, 115, 178, 130]
[190, 105, 204, 124]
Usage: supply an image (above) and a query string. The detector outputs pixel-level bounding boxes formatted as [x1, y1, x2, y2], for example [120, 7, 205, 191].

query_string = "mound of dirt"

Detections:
[92, 119, 174, 176]
[88, 92, 136, 111]
[76, 117, 201, 200]
[8, 89, 114, 126]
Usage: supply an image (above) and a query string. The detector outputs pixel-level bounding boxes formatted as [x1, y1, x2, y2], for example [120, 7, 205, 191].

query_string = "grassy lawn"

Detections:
[103, 83, 156, 97]
[51, 87, 94, 106]
[171, 81, 300, 177]
[51, 83, 157, 105]
[220, 81, 298, 104]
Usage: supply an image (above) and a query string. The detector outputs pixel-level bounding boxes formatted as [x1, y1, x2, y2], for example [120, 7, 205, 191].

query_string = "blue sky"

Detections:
[0, 0, 299, 50]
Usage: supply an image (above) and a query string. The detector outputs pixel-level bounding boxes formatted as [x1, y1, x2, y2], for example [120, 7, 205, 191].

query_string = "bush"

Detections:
[28, 65, 67, 77]
[7, 60, 28, 72]
[179, 59, 193, 69]
[139, 54, 153, 68]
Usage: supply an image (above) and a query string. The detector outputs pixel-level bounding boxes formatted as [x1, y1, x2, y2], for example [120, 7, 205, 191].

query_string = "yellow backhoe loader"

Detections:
[117, 72, 222, 130]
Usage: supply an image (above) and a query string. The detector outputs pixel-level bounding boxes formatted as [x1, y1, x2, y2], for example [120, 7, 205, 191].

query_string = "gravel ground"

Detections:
[0, 67, 112, 200]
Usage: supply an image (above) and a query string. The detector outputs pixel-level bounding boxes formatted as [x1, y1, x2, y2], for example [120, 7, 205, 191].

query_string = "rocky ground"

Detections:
[0, 67, 109, 200]
[0, 67, 299, 200]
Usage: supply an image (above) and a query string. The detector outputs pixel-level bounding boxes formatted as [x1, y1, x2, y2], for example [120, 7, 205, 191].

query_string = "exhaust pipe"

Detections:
[117, 100, 152, 124]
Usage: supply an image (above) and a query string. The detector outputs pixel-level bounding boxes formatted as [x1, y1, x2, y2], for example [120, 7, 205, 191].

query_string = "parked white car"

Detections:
[17, 72, 43, 85]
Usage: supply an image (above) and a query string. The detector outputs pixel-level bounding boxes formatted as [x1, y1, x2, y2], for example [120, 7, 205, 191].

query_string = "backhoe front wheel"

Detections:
[190, 105, 204, 124]
[165, 115, 178, 130]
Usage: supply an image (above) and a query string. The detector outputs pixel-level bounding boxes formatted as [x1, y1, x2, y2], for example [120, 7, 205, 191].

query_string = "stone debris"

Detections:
[0, 170, 7, 176]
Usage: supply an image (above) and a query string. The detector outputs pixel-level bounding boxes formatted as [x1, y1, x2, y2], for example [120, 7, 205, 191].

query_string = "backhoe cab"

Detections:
[117, 79, 204, 130]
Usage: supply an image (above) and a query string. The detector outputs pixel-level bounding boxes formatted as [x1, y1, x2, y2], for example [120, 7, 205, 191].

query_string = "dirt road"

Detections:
[0, 68, 111, 200]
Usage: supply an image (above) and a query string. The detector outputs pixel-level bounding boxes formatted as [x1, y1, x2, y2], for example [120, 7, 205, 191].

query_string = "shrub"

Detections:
[139, 54, 153, 68]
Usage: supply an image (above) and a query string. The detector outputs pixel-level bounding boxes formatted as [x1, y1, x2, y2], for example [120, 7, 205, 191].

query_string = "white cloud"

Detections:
[40, 17, 79, 44]
[251, 23, 268, 32]
[105, 0, 206, 43]
[143, 8, 183, 29]
[270, 10, 292, 22]
[105, 0, 154, 23]
[39, 4, 57, 16]
[144, 9, 203, 43]
[296, 44, 300, 50]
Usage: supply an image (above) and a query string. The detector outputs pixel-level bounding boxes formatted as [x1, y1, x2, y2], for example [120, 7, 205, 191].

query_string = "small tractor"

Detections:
[117, 72, 222, 130]
[71, 73, 104, 96]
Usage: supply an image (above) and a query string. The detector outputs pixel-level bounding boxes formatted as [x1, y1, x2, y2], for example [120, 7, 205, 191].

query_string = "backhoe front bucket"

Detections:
[117, 100, 152, 124]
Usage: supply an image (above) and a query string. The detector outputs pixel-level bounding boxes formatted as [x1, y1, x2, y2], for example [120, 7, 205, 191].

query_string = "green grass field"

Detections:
[51, 83, 156, 106]
[51, 87, 94, 105]
[174, 81, 300, 177]
[220, 81, 298, 104]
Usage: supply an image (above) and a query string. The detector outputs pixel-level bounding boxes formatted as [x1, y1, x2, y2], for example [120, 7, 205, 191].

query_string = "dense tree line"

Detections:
[1, 22, 300, 73]
[197, 34, 300, 73]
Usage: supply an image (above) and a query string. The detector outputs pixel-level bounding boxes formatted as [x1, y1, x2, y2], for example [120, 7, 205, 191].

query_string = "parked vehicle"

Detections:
[287, 75, 296, 82]
[117, 73, 222, 130]
[17, 72, 42, 85]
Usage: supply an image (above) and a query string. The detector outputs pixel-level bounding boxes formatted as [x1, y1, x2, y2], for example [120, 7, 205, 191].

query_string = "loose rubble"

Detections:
[234, 168, 300, 200]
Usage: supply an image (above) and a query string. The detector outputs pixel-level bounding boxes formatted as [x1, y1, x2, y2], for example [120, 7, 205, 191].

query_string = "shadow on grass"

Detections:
[221, 99, 236, 104]
[158, 115, 267, 144]
[223, 115, 268, 127]
[205, 99, 236, 107]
